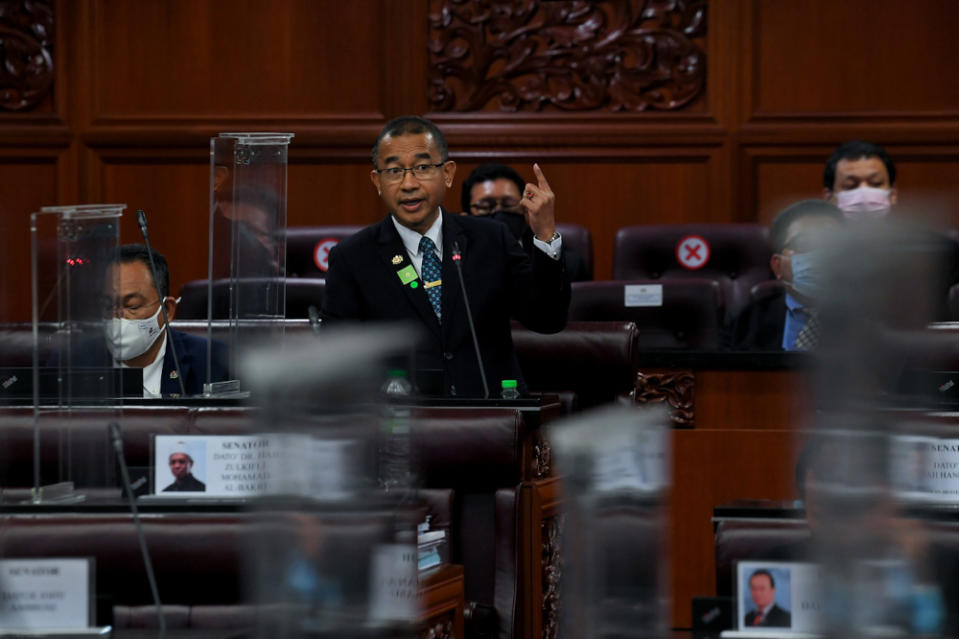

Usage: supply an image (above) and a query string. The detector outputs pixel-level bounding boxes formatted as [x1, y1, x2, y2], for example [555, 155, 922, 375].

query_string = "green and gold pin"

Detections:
[396, 264, 418, 286]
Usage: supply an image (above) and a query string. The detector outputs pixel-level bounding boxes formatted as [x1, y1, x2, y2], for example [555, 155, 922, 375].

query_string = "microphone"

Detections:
[307, 305, 321, 336]
[135, 209, 187, 397]
[451, 241, 490, 399]
[109, 422, 166, 638]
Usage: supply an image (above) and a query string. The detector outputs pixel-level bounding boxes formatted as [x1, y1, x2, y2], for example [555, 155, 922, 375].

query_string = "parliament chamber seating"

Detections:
[613, 224, 771, 318]
[511, 320, 640, 410]
[284, 225, 364, 278]
[556, 222, 594, 280]
[567, 280, 724, 350]
[176, 277, 325, 320]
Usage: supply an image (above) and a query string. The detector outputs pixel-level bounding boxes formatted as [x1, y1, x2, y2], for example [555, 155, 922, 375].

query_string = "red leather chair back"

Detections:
[568, 280, 724, 350]
[613, 224, 771, 317]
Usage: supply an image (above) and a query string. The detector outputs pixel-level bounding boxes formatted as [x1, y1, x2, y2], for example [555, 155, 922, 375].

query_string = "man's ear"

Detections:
[770, 254, 784, 280]
[822, 188, 834, 203]
[889, 187, 898, 206]
[443, 160, 457, 188]
[370, 169, 382, 196]
[163, 296, 178, 323]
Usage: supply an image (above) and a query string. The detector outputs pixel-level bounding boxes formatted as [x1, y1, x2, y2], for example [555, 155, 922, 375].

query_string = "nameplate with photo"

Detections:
[890, 434, 959, 501]
[734, 560, 824, 635]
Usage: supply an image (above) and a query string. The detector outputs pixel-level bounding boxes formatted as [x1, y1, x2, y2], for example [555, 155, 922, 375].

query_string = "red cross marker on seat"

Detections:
[676, 235, 710, 270]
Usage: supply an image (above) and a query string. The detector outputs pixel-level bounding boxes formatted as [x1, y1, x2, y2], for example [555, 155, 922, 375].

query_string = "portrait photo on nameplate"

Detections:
[735, 560, 824, 634]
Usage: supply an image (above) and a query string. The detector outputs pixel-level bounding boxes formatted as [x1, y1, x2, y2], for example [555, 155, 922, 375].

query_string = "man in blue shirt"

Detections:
[724, 200, 843, 351]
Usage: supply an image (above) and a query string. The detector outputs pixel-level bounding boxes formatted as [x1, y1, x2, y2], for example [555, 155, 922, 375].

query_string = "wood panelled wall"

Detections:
[2, 0, 959, 322]
[0, 0, 958, 626]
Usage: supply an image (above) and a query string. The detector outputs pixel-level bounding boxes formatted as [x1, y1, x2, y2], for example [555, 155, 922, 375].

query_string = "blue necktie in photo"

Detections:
[419, 235, 442, 321]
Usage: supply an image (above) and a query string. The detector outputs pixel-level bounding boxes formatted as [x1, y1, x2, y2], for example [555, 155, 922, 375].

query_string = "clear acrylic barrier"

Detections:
[30, 204, 125, 500]
[208, 132, 294, 389]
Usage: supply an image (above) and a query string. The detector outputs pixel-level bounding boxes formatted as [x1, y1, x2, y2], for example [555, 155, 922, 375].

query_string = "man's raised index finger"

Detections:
[533, 163, 551, 191]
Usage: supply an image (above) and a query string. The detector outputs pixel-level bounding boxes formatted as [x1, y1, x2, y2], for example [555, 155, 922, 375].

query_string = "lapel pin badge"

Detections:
[396, 264, 418, 287]
[169, 371, 178, 379]
[391, 254, 403, 265]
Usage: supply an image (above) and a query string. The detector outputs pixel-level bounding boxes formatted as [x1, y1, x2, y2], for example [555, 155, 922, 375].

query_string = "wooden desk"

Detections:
[634, 352, 812, 629]
[419, 564, 465, 639]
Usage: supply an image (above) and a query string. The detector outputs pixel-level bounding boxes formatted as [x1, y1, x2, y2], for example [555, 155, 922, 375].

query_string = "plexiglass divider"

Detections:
[207, 132, 294, 394]
[30, 204, 125, 502]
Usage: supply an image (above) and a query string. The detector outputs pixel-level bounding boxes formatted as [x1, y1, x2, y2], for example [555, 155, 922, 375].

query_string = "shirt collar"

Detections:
[391, 209, 444, 257]
[784, 291, 804, 312]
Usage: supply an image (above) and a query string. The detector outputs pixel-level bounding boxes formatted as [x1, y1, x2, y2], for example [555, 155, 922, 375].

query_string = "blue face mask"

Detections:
[789, 252, 823, 300]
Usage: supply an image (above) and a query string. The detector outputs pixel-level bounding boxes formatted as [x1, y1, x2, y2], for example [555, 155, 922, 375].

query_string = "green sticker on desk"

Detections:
[396, 265, 418, 286]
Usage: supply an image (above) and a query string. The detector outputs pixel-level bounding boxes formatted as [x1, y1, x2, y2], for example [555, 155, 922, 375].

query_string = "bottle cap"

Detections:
[501, 379, 518, 389]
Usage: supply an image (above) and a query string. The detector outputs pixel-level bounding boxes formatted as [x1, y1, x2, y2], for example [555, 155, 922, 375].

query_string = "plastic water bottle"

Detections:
[382, 369, 413, 396]
[501, 379, 519, 400]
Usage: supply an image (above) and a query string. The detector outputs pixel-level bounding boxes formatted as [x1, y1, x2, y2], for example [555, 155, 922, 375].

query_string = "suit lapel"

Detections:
[375, 217, 441, 337]
[159, 329, 193, 397]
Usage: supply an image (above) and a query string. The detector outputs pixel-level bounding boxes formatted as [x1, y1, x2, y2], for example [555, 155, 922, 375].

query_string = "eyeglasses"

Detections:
[99, 296, 162, 319]
[375, 162, 447, 184]
[470, 198, 522, 215]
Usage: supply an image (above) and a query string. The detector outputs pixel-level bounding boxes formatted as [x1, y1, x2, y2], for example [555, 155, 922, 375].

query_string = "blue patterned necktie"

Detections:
[419, 235, 442, 321]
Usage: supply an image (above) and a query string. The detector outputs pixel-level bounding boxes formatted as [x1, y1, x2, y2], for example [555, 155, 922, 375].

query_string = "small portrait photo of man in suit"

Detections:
[744, 568, 792, 628]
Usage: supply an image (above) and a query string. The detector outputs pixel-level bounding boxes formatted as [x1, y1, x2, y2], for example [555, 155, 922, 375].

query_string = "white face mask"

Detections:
[835, 186, 892, 220]
[104, 304, 164, 361]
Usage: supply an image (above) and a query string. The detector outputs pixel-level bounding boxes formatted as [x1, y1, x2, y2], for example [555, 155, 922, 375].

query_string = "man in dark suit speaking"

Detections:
[744, 570, 791, 628]
[321, 116, 570, 396]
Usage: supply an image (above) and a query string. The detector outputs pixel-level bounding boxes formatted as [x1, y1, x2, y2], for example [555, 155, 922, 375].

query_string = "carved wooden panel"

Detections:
[428, 0, 707, 113]
[634, 370, 695, 426]
[541, 514, 563, 639]
[0, 0, 54, 112]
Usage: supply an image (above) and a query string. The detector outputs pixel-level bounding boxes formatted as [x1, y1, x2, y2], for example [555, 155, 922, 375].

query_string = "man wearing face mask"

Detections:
[88, 244, 228, 397]
[723, 200, 843, 351]
[823, 140, 897, 220]
[461, 163, 589, 282]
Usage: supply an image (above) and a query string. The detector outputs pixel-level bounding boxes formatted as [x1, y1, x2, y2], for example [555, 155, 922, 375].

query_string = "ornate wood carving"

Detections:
[0, 0, 54, 111]
[421, 614, 455, 639]
[634, 370, 694, 426]
[541, 514, 563, 639]
[428, 0, 706, 112]
[531, 430, 552, 479]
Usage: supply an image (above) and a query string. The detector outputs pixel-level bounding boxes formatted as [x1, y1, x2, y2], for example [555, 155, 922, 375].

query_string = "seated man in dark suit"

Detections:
[723, 200, 843, 351]
[321, 116, 570, 396]
[461, 162, 590, 281]
[78, 244, 228, 397]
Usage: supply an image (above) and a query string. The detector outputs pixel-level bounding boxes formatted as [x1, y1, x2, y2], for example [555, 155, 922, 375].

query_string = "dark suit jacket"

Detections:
[159, 329, 229, 396]
[744, 603, 791, 628]
[51, 328, 228, 397]
[722, 289, 787, 351]
[321, 212, 570, 396]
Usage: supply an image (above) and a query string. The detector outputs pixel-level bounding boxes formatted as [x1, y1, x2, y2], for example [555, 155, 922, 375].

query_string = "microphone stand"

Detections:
[452, 242, 490, 399]
[135, 209, 187, 397]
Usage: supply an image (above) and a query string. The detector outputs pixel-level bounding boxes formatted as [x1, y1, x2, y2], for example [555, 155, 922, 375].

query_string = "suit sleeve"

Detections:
[320, 244, 364, 322]
[504, 224, 570, 334]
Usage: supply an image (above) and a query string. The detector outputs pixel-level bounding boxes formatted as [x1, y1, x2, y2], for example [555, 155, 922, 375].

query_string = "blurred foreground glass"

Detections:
[550, 405, 670, 639]
[240, 325, 421, 638]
